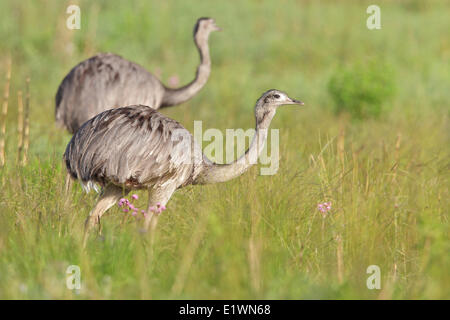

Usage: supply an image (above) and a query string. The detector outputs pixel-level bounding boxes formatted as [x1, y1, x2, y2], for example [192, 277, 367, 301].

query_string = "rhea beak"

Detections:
[212, 21, 222, 32]
[285, 98, 304, 106]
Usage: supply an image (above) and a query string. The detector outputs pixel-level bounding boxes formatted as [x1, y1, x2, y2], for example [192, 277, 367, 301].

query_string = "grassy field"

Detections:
[0, 0, 448, 299]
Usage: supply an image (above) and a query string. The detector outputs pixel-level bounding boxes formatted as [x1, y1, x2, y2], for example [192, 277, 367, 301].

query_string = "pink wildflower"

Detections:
[317, 201, 332, 217]
[118, 198, 127, 207]
[155, 202, 167, 214]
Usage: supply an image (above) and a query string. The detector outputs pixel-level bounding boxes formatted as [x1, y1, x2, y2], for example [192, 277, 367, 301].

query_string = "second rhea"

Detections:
[55, 17, 220, 133]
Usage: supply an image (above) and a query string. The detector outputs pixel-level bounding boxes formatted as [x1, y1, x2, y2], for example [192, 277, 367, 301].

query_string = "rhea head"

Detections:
[194, 17, 221, 43]
[255, 89, 304, 125]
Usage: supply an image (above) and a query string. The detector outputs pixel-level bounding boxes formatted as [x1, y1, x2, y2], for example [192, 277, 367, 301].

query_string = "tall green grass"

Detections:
[0, 0, 448, 299]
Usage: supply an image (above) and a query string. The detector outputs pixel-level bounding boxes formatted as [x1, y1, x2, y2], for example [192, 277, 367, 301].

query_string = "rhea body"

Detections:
[55, 18, 220, 134]
[64, 90, 303, 240]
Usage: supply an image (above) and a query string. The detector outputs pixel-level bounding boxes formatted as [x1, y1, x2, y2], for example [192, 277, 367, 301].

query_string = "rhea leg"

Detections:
[64, 172, 73, 197]
[63, 172, 74, 209]
[83, 184, 127, 246]
[143, 185, 176, 232]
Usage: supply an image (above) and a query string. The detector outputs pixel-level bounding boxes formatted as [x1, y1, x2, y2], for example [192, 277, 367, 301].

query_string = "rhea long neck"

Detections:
[194, 102, 276, 185]
[160, 33, 211, 107]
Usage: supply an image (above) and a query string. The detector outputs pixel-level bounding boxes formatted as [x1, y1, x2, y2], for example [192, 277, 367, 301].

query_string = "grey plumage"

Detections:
[65, 90, 304, 244]
[56, 18, 220, 134]
[64, 105, 202, 192]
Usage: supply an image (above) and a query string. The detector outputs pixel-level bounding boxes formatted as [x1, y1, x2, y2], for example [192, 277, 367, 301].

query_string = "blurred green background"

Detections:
[0, 0, 448, 299]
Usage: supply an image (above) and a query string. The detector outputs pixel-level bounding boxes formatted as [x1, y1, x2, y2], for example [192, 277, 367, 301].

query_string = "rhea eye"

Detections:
[273, 94, 280, 99]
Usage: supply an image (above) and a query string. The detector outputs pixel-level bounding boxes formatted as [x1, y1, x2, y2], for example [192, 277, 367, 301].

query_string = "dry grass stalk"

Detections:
[248, 238, 261, 293]
[391, 133, 402, 183]
[17, 91, 23, 164]
[337, 129, 345, 169]
[21, 77, 30, 166]
[336, 234, 344, 284]
[248, 202, 262, 294]
[0, 58, 12, 167]
[171, 211, 208, 296]
[337, 129, 345, 211]
[377, 263, 397, 300]
[351, 143, 358, 187]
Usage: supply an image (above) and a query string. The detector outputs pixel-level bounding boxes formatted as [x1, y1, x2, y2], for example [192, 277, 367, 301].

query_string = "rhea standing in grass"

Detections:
[55, 17, 221, 134]
[63, 89, 304, 244]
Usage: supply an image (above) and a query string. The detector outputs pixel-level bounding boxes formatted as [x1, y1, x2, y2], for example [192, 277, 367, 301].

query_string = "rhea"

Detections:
[55, 17, 220, 134]
[64, 90, 304, 241]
